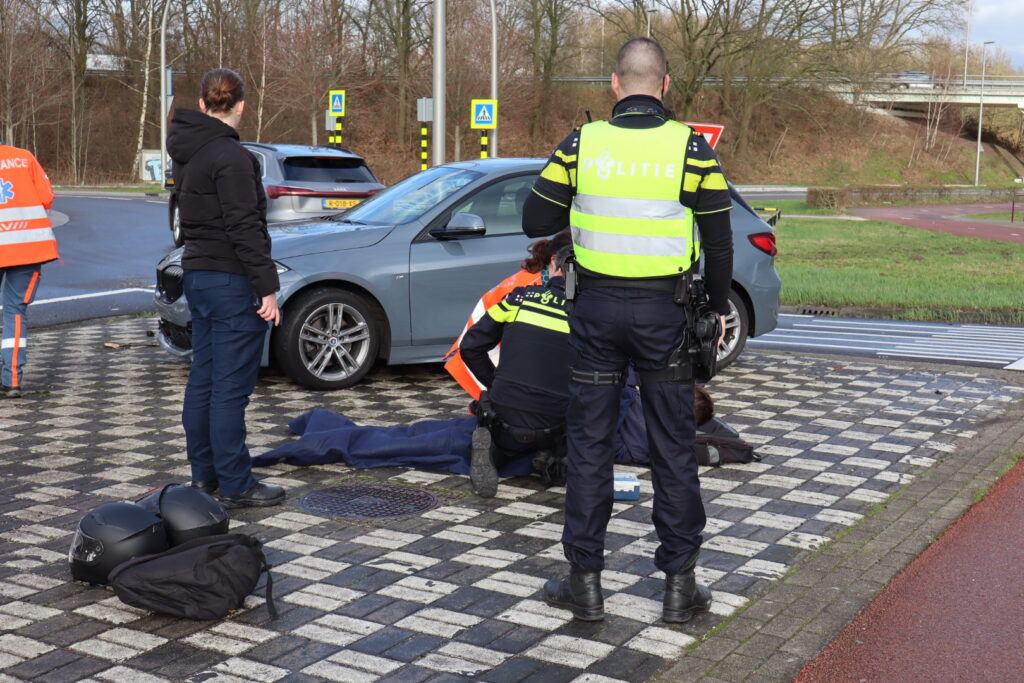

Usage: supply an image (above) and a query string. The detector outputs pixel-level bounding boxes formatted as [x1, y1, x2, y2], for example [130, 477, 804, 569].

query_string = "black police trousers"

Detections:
[562, 286, 705, 575]
[489, 401, 564, 468]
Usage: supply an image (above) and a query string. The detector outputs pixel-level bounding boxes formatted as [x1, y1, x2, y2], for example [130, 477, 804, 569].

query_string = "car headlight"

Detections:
[275, 261, 290, 275]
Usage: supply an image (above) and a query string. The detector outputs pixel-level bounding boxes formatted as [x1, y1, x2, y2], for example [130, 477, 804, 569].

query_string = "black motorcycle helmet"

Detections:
[69, 502, 168, 585]
[136, 484, 230, 546]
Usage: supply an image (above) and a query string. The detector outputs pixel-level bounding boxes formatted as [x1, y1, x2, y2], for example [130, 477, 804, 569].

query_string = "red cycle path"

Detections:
[794, 458, 1024, 683]
[852, 203, 1024, 244]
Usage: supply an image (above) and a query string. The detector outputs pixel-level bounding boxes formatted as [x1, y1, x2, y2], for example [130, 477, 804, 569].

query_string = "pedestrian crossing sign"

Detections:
[471, 99, 498, 129]
[329, 89, 346, 117]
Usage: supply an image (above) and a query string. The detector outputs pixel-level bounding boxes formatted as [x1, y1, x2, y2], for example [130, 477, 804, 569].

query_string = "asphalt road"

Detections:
[14, 190, 1023, 374]
[25, 194, 171, 327]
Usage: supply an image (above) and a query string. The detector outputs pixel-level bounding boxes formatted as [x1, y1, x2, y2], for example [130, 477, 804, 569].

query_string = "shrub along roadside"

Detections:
[774, 217, 1024, 325]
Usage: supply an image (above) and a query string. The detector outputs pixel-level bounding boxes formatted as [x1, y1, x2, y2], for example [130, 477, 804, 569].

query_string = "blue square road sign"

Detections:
[471, 99, 498, 129]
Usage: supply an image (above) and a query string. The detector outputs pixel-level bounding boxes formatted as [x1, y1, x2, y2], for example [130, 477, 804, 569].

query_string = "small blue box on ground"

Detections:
[613, 472, 640, 500]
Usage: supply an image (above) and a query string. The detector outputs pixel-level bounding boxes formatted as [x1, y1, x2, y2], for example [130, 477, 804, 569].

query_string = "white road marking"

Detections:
[755, 316, 1024, 370]
[0, 288, 152, 311]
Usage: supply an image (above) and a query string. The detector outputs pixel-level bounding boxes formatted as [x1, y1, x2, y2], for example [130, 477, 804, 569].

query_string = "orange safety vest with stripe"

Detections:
[0, 144, 58, 269]
[443, 268, 543, 400]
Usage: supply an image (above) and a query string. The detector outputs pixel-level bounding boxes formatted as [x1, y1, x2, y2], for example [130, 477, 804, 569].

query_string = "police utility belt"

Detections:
[564, 258, 720, 386]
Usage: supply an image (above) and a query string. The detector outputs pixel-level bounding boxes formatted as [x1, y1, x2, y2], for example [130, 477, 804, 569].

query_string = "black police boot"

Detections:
[219, 482, 285, 510]
[190, 480, 218, 496]
[470, 427, 498, 498]
[663, 557, 712, 623]
[532, 450, 555, 485]
[543, 568, 604, 621]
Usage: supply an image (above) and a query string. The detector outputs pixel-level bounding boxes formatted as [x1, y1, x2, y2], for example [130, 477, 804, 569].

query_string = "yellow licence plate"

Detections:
[323, 198, 361, 209]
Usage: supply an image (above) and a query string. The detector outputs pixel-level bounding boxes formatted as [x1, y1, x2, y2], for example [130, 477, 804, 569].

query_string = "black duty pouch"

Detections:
[685, 277, 720, 385]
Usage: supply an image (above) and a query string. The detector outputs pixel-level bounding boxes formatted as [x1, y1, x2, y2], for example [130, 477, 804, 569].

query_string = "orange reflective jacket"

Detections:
[444, 269, 543, 400]
[0, 144, 58, 268]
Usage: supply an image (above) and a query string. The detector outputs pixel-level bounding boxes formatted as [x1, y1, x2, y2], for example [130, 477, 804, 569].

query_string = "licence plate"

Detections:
[322, 198, 361, 209]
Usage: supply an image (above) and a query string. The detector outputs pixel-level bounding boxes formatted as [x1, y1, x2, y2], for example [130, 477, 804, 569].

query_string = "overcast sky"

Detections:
[971, 0, 1024, 70]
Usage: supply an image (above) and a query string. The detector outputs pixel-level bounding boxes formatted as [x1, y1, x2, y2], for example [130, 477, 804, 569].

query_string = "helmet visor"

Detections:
[68, 528, 104, 564]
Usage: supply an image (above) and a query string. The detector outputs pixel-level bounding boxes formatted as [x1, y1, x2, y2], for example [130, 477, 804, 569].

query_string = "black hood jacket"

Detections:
[168, 108, 279, 297]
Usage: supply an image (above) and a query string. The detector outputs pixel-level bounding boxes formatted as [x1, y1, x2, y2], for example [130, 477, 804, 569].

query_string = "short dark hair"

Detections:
[694, 385, 714, 426]
[200, 68, 245, 114]
[614, 38, 667, 93]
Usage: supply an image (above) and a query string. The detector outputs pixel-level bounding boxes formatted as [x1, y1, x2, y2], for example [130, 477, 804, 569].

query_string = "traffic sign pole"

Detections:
[421, 126, 429, 171]
[480, 133, 488, 159]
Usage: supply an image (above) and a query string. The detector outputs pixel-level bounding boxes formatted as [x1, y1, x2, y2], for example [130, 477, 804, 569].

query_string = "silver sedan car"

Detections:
[154, 158, 780, 390]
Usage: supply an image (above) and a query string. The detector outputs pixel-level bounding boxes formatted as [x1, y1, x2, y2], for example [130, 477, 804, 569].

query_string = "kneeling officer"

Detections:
[459, 246, 573, 497]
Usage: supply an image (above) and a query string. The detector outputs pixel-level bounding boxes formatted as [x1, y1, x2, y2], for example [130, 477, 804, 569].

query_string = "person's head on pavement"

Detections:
[695, 386, 714, 427]
[199, 68, 246, 129]
[612, 37, 669, 102]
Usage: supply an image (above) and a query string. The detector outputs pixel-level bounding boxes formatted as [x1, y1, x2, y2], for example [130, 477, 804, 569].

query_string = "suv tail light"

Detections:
[265, 185, 377, 200]
[266, 185, 316, 199]
[748, 232, 777, 256]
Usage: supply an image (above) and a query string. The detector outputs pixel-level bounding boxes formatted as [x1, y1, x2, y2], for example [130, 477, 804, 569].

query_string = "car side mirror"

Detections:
[431, 212, 486, 240]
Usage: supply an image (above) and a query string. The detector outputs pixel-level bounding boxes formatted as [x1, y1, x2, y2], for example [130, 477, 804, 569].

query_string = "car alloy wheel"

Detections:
[715, 289, 749, 370]
[171, 202, 184, 248]
[274, 287, 382, 389]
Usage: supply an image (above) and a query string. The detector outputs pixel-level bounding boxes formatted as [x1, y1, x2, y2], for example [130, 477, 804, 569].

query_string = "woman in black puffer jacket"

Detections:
[167, 68, 284, 510]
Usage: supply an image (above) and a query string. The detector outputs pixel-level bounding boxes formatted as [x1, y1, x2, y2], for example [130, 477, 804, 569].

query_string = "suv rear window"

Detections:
[282, 157, 377, 183]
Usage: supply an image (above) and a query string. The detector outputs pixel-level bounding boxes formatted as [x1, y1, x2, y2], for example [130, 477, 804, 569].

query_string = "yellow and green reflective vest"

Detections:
[570, 119, 699, 278]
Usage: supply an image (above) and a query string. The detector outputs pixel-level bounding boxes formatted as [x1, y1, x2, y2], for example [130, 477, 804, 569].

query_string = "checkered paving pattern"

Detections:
[0, 318, 1020, 682]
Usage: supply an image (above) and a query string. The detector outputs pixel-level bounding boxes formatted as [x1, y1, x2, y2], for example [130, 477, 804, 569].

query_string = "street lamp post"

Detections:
[432, 0, 445, 166]
[489, 0, 498, 157]
[645, 7, 658, 38]
[159, 0, 172, 181]
[974, 40, 994, 187]
[962, 0, 973, 88]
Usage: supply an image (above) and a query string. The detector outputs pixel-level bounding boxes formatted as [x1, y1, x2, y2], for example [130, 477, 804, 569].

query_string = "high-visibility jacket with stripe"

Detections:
[482, 284, 572, 398]
[0, 144, 58, 269]
[444, 268, 543, 399]
[570, 120, 698, 278]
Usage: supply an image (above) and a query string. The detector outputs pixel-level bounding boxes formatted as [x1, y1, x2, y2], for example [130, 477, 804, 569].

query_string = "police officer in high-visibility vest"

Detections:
[0, 142, 58, 399]
[523, 38, 733, 623]
[459, 246, 574, 498]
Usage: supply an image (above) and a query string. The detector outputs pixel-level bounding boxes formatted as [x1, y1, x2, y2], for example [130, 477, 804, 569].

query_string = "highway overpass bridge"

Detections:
[554, 74, 1024, 116]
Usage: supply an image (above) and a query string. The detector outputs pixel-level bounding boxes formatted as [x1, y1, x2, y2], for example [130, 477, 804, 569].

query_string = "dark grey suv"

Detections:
[167, 143, 384, 246]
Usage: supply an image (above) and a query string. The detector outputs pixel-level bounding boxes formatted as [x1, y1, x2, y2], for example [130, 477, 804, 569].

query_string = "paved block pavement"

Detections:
[0, 317, 1021, 682]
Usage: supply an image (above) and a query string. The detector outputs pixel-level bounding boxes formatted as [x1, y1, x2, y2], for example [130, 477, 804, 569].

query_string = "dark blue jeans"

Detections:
[1, 263, 41, 389]
[182, 270, 268, 496]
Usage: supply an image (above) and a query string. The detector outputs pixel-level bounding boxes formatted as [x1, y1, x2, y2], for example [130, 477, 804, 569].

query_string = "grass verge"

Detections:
[775, 216, 1024, 324]
[957, 211, 1022, 221]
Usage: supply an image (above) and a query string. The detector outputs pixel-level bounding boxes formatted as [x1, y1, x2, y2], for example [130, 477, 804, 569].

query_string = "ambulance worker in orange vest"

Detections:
[0, 142, 58, 399]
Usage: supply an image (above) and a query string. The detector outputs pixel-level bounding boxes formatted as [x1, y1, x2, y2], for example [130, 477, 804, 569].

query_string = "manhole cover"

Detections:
[296, 484, 442, 520]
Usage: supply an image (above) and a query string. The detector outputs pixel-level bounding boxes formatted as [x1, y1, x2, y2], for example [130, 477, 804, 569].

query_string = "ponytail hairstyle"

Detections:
[520, 228, 572, 273]
[200, 68, 245, 114]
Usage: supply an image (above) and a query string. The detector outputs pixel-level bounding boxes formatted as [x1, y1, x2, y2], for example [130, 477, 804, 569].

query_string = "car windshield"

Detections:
[336, 167, 482, 225]
[283, 157, 377, 183]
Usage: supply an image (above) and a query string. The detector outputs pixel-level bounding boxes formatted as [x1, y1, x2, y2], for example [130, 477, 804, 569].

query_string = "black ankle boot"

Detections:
[543, 568, 604, 621]
[470, 427, 498, 498]
[663, 558, 712, 623]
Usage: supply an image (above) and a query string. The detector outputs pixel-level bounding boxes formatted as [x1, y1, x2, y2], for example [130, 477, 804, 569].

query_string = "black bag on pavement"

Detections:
[108, 533, 277, 620]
